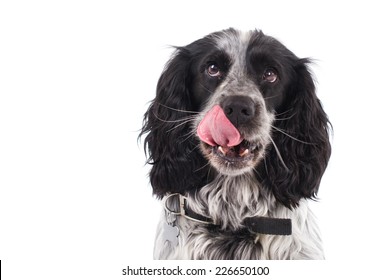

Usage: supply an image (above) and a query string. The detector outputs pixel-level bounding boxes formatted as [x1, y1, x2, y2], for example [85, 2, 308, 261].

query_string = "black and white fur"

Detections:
[140, 28, 331, 259]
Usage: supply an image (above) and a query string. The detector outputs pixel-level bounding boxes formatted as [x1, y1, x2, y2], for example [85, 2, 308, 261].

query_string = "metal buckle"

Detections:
[163, 193, 213, 225]
[163, 193, 187, 216]
[163, 193, 181, 215]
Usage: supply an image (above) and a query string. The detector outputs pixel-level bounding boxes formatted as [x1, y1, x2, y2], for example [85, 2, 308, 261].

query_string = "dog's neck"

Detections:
[186, 173, 288, 231]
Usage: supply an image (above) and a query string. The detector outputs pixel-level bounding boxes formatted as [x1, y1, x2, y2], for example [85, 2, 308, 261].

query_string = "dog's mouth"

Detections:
[197, 105, 264, 174]
[211, 139, 259, 162]
[200, 139, 262, 174]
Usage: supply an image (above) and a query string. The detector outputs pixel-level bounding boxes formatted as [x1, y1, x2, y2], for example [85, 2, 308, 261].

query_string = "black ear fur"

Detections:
[139, 48, 211, 198]
[258, 59, 331, 208]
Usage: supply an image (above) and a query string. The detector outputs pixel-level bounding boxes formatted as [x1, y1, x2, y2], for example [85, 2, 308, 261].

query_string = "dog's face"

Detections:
[189, 30, 295, 175]
[141, 28, 331, 208]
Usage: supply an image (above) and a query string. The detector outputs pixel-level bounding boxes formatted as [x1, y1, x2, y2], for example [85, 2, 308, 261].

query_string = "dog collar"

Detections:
[164, 193, 292, 236]
[164, 193, 213, 225]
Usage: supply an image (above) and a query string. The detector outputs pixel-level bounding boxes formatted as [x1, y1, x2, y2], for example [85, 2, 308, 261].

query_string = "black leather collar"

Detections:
[243, 216, 292, 235]
[164, 193, 292, 236]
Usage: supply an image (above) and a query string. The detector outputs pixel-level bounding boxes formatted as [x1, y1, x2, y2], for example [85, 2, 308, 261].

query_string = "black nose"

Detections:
[221, 96, 256, 126]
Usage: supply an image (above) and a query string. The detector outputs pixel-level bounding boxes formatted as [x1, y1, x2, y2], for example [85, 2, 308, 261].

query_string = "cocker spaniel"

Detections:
[140, 28, 331, 260]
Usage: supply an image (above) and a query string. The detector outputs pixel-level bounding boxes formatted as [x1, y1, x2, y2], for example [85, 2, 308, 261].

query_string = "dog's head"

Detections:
[140, 29, 331, 208]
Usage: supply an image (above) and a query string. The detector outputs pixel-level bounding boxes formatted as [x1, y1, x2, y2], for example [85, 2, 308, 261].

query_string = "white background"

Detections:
[1, 0, 389, 279]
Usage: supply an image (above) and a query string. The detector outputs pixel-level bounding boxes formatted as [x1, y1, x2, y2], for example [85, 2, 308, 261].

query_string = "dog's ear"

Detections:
[259, 59, 331, 208]
[139, 48, 210, 198]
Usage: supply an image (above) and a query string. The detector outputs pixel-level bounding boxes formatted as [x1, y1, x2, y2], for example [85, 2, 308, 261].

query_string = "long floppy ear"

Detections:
[139, 48, 210, 198]
[259, 59, 331, 208]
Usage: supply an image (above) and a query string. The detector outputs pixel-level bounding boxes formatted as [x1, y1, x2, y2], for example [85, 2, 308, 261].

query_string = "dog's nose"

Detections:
[221, 96, 256, 126]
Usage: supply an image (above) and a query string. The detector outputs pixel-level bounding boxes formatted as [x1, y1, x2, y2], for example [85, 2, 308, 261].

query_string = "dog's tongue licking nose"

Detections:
[197, 105, 242, 147]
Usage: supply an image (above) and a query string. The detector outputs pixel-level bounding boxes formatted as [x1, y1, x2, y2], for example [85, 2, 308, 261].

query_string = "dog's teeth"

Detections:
[218, 146, 226, 155]
[239, 149, 249, 157]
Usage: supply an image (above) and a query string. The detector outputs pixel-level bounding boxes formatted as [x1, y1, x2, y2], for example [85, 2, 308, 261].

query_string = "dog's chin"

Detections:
[200, 139, 264, 176]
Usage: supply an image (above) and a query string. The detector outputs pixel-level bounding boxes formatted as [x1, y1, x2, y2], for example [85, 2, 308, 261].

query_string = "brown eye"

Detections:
[207, 64, 221, 77]
[263, 68, 278, 83]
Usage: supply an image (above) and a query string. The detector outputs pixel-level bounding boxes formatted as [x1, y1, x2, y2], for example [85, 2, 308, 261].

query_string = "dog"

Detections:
[140, 28, 331, 259]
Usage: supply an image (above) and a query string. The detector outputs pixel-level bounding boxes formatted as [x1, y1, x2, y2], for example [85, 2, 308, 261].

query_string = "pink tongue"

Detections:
[197, 105, 242, 147]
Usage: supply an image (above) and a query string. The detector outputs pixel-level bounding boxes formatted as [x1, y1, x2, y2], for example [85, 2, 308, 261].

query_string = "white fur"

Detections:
[154, 173, 324, 260]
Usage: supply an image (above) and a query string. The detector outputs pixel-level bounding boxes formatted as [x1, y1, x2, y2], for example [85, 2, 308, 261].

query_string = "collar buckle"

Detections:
[164, 193, 213, 225]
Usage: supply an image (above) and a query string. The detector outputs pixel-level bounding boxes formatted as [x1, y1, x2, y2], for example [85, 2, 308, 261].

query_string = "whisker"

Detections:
[157, 102, 199, 114]
[205, 164, 213, 183]
[167, 117, 197, 132]
[264, 93, 282, 100]
[251, 165, 263, 178]
[273, 113, 296, 121]
[263, 156, 269, 176]
[199, 84, 215, 96]
[271, 125, 314, 145]
[179, 130, 197, 144]
[274, 108, 294, 117]
[188, 143, 200, 154]
[152, 111, 195, 124]
[194, 161, 211, 173]
[268, 136, 289, 171]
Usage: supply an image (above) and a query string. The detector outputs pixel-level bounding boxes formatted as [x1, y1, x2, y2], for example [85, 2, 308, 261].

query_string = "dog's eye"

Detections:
[263, 69, 278, 83]
[207, 64, 222, 77]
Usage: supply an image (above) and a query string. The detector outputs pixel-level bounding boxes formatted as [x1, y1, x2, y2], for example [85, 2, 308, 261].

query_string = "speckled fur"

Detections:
[140, 28, 331, 260]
